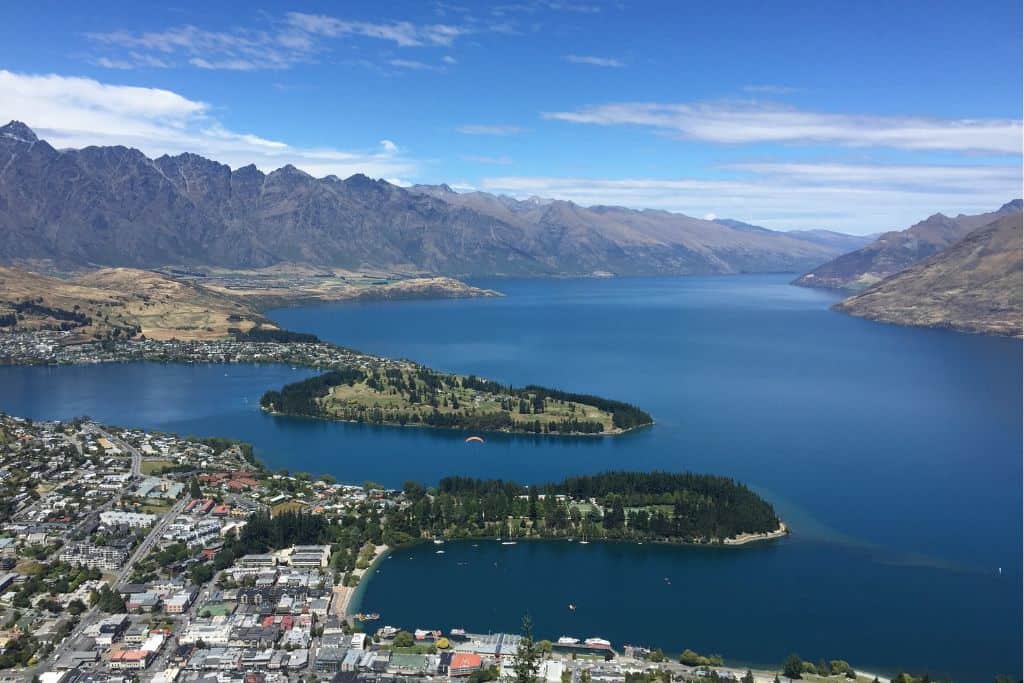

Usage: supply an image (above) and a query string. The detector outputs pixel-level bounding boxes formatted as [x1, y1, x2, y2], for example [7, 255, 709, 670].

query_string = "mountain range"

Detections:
[0, 121, 860, 277]
[712, 218, 874, 253]
[793, 200, 1023, 291]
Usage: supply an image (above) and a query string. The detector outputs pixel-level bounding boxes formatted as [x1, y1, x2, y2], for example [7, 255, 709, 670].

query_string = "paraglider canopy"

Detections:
[465, 435, 485, 444]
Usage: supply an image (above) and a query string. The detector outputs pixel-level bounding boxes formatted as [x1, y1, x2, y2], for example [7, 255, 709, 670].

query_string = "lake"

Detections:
[0, 275, 1020, 681]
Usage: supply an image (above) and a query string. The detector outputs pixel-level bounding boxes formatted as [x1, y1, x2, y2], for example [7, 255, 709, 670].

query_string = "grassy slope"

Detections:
[0, 265, 498, 343]
[0, 265, 268, 341]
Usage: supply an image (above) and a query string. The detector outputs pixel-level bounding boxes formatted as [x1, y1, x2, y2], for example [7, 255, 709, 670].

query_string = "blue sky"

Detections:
[0, 0, 1021, 233]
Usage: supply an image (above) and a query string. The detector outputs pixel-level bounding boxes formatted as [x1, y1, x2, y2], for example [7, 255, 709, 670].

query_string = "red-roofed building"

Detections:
[107, 645, 152, 670]
[449, 653, 483, 676]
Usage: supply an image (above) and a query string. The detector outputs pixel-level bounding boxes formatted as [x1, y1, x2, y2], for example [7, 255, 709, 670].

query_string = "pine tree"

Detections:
[513, 614, 541, 683]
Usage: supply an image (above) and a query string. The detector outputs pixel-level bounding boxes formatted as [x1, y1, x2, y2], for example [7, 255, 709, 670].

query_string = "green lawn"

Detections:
[140, 458, 176, 475]
[321, 368, 615, 431]
[271, 500, 308, 516]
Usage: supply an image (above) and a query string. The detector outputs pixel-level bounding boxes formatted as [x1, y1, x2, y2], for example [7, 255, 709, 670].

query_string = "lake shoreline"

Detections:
[723, 522, 789, 545]
[261, 405, 654, 438]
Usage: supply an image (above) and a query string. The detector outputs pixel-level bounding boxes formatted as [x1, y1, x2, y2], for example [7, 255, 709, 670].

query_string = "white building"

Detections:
[100, 511, 157, 529]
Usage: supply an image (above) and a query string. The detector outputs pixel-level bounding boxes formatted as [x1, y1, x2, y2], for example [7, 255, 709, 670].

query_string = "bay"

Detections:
[0, 275, 1019, 680]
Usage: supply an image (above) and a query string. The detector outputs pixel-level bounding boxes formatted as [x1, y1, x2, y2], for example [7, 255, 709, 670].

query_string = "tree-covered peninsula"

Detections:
[260, 367, 653, 436]
[383, 471, 784, 545]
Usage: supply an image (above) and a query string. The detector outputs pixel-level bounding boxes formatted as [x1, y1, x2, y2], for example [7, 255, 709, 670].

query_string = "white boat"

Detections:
[435, 550, 445, 554]
[433, 539, 444, 545]
[501, 541, 517, 545]
[579, 540, 590, 545]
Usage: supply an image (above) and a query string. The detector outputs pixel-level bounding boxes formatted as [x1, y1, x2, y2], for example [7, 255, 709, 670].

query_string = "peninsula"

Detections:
[0, 264, 498, 344]
[384, 472, 784, 545]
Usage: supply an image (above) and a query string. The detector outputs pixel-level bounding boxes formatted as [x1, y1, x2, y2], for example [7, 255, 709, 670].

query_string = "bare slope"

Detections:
[834, 214, 1022, 337]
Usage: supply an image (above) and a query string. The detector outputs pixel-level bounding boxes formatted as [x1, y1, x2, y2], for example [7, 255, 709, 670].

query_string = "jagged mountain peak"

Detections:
[232, 163, 263, 177]
[273, 163, 310, 177]
[344, 172, 385, 186]
[0, 120, 37, 143]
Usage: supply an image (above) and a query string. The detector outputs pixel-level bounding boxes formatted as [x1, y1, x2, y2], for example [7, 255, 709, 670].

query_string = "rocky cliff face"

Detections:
[1, 121, 858, 277]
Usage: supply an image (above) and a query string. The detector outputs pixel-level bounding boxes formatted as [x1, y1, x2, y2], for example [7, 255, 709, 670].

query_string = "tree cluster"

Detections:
[386, 471, 779, 543]
[234, 327, 320, 343]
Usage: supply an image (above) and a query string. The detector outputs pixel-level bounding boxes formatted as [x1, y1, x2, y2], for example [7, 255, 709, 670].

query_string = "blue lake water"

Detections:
[0, 275, 1020, 680]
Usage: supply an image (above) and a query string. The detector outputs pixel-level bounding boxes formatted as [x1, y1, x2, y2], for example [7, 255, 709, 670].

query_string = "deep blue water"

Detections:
[0, 275, 1020, 680]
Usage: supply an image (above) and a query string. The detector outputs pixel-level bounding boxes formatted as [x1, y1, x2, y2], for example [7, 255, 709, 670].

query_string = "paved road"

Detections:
[89, 426, 142, 478]
[117, 495, 190, 584]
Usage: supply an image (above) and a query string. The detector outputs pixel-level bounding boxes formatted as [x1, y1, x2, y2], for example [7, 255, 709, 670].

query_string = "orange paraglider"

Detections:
[465, 436, 485, 444]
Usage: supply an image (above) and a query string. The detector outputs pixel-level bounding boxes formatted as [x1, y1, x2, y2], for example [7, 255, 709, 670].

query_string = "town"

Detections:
[0, 413, 805, 683]
[0, 331, 404, 373]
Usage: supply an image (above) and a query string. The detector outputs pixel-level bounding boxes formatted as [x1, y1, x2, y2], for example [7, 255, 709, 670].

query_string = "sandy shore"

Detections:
[723, 522, 789, 546]
[332, 544, 390, 618]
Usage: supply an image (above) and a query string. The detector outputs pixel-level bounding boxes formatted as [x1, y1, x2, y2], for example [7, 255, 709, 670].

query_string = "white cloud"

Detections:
[0, 69, 417, 179]
[456, 124, 524, 136]
[724, 161, 1022, 189]
[388, 59, 444, 71]
[480, 162, 1022, 234]
[544, 101, 1024, 154]
[87, 25, 306, 71]
[285, 12, 468, 47]
[491, 1, 603, 16]
[86, 13, 473, 71]
[564, 54, 623, 68]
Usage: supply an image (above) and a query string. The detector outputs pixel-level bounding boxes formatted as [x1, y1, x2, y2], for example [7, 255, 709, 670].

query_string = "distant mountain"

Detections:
[714, 218, 872, 252]
[782, 229, 875, 253]
[834, 213, 1022, 337]
[793, 200, 1023, 291]
[408, 184, 850, 275]
[0, 121, 853, 277]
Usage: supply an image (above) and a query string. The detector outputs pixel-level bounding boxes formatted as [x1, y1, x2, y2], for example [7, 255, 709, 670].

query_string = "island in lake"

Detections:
[260, 368, 654, 436]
